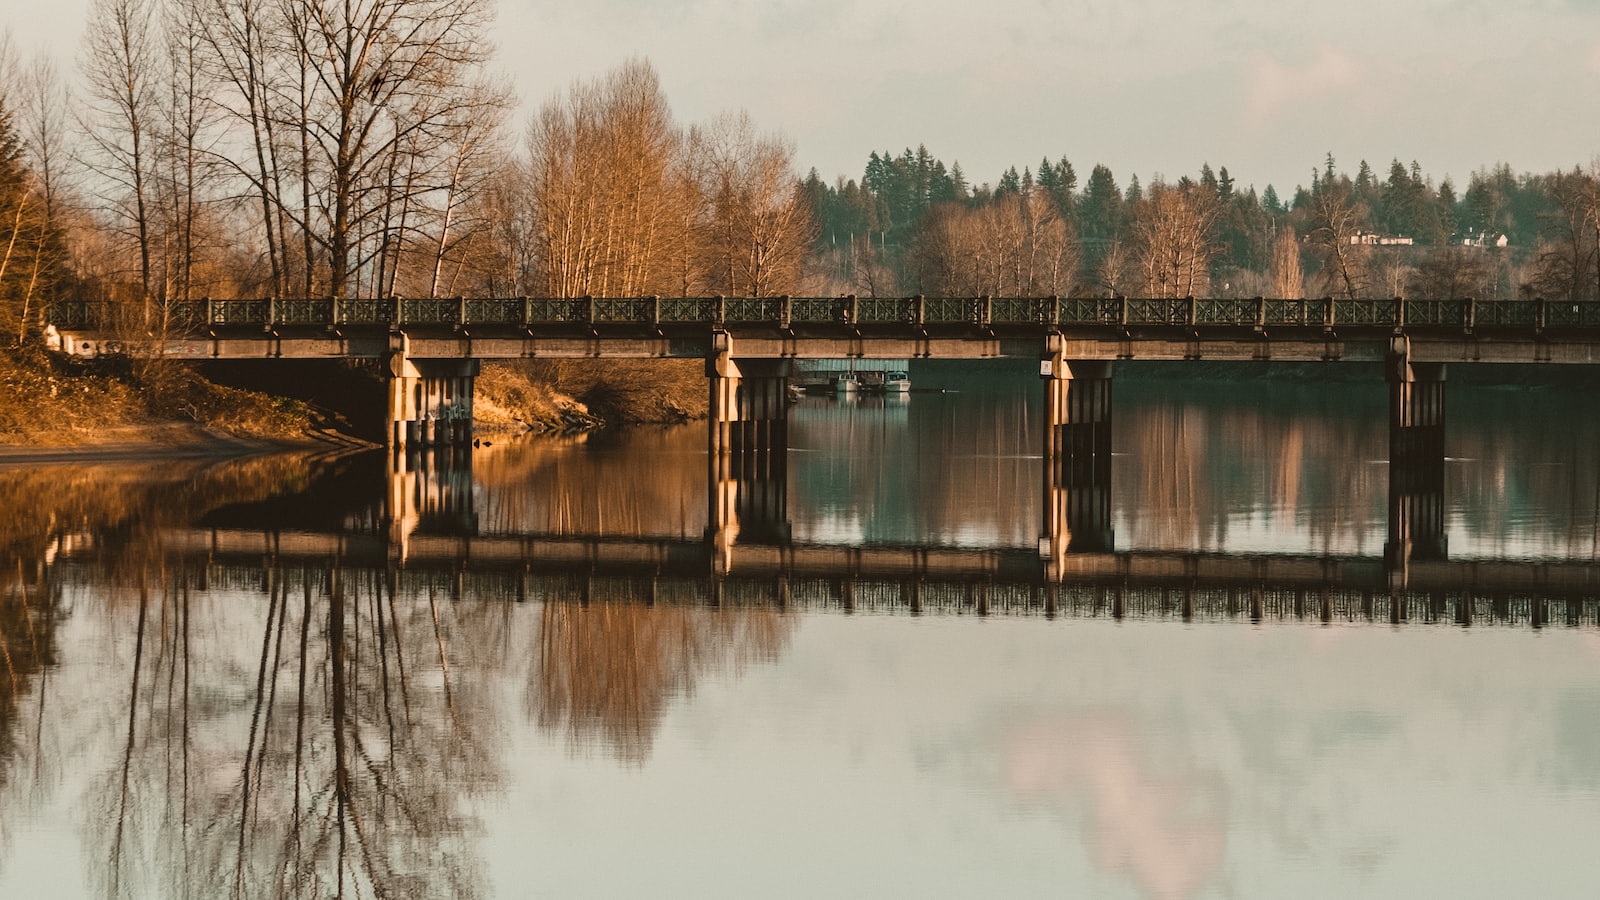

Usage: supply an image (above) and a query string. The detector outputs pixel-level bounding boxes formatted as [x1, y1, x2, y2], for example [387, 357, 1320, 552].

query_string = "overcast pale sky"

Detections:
[5, 0, 1599, 194]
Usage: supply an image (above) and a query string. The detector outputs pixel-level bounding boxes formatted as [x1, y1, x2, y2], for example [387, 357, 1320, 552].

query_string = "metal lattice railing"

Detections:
[41, 296, 1600, 334]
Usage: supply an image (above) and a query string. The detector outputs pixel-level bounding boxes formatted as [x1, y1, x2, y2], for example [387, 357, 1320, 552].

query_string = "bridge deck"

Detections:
[50, 527, 1600, 598]
[46, 297, 1600, 364]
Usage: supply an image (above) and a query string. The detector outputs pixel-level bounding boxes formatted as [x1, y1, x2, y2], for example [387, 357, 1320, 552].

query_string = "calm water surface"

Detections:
[1, 365, 1597, 899]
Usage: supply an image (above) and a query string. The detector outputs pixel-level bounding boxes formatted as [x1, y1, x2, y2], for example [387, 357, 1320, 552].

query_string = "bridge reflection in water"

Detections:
[40, 443, 1596, 630]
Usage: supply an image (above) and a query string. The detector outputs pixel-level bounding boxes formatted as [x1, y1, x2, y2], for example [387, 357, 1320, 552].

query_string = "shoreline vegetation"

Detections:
[0, 347, 708, 460]
[474, 360, 707, 436]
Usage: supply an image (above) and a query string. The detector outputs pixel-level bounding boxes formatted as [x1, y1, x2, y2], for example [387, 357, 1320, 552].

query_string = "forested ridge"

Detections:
[3, 1, 1600, 346]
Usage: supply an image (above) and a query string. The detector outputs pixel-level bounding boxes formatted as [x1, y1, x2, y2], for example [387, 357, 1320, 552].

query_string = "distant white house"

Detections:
[1461, 231, 1510, 248]
[1349, 230, 1415, 246]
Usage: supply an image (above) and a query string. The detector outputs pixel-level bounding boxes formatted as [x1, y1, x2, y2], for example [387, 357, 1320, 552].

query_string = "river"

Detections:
[0, 363, 1596, 899]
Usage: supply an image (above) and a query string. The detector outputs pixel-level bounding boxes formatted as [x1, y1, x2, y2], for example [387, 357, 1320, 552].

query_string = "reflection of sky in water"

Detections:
[3, 426, 1600, 899]
[7, 584, 1597, 899]
[491, 616, 1600, 899]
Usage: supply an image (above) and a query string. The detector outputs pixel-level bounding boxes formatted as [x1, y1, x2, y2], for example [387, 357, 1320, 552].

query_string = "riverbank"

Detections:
[0, 349, 707, 462]
[0, 347, 341, 459]
[474, 359, 707, 434]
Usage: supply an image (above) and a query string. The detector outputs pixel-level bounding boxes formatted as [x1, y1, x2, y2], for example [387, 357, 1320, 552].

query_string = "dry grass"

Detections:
[476, 359, 706, 433]
[0, 347, 315, 445]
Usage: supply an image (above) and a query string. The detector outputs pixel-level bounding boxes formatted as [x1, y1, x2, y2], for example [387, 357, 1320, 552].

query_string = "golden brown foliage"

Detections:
[474, 359, 705, 433]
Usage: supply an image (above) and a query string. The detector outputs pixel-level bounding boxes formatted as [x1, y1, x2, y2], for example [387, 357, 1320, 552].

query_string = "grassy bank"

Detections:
[475, 359, 706, 433]
[0, 348, 705, 449]
[0, 345, 318, 447]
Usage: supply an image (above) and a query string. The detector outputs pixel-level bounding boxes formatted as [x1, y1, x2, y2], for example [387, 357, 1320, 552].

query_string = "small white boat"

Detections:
[834, 372, 859, 393]
[883, 370, 911, 393]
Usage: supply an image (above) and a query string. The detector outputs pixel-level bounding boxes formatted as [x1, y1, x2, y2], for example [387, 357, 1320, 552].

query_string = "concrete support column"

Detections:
[1386, 348, 1447, 586]
[707, 334, 792, 569]
[386, 339, 479, 450]
[1041, 349, 1114, 575]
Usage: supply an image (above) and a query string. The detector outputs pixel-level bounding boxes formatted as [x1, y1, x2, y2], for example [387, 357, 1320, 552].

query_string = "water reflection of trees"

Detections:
[0, 559, 58, 830]
[1117, 386, 1387, 554]
[74, 562, 505, 900]
[0, 456, 319, 877]
[472, 429, 707, 538]
[1450, 388, 1600, 559]
[532, 582, 793, 762]
[789, 393, 1040, 547]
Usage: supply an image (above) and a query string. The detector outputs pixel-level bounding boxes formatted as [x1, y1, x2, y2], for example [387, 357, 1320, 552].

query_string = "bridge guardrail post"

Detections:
[846, 294, 859, 327]
[979, 295, 992, 328]
[584, 294, 595, 328]
[520, 296, 531, 328]
[206, 298, 217, 326]
[651, 295, 662, 328]
[1117, 296, 1128, 328]
[392, 295, 402, 328]
[1321, 297, 1334, 329]
[1394, 296, 1406, 330]
[1254, 296, 1265, 329]
[1185, 296, 1196, 327]
[1045, 295, 1058, 327]
[779, 295, 791, 330]
[714, 295, 726, 327]
[1464, 297, 1475, 332]
[266, 298, 276, 332]
[1535, 297, 1546, 332]
[456, 296, 468, 328]
[914, 294, 925, 328]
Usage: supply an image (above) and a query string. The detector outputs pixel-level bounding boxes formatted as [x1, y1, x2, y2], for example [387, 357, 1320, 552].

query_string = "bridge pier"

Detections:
[1386, 352, 1447, 585]
[707, 338, 791, 569]
[1042, 353, 1115, 574]
[386, 340, 479, 449]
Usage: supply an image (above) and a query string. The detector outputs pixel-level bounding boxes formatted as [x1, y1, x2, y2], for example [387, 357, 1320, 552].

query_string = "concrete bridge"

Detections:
[44, 295, 1600, 583]
[40, 523, 1600, 627]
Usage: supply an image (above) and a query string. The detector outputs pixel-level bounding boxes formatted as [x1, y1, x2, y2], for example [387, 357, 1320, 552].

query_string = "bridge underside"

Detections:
[54, 323, 1600, 365]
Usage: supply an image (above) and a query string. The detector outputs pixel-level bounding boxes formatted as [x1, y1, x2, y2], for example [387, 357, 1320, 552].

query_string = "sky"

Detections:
[4, 0, 1600, 195]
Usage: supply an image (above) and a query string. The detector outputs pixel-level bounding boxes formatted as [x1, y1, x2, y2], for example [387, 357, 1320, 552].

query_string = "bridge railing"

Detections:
[659, 297, 716, 323]
[43, 296, 1600, 334]
[923, 297, 985, 324]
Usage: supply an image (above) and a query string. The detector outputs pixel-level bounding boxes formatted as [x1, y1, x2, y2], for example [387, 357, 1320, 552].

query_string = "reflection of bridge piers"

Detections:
[385, 446, 477, 551]
[708, 336, 791, 568]
[1042, 352, 1115, 573]
[1386, 349, 1447, 588]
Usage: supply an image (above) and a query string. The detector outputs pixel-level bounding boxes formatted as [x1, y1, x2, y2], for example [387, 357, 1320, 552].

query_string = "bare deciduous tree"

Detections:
[80, 0, 158, 311]
[1268, 225, 1303, 298]
[694, 111, 814, 297]
[1127, 180, 1219, 298]
[526, 59, 692, 298]
[1308, 182, 1371, 299]
[1525, 168, 1600, 301]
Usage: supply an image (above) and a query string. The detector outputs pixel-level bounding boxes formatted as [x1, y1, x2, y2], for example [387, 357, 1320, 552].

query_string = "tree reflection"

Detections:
[79, 562, 505, 900]
[0, 555, 59, 852]
[1118, 388, 1386, 554]
[532, 589, 792, 762]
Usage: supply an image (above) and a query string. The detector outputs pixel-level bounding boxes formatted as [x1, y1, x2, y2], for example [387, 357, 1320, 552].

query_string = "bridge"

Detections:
[39, 523, 1600, 628]
[44, 295, 1600, 582]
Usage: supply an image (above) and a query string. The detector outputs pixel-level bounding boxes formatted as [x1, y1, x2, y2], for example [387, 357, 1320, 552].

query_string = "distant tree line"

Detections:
[4, 8, 1600, 354]
[801, 148, 1600, 303]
